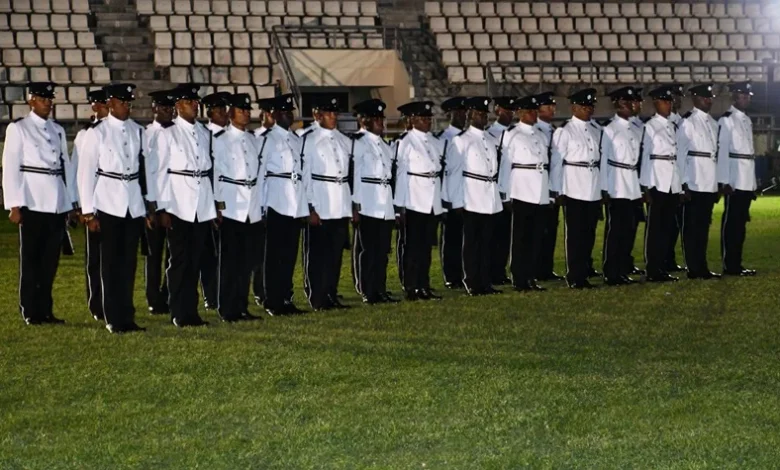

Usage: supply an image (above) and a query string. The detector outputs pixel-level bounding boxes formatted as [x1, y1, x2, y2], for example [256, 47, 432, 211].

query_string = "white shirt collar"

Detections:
[613, 114, 631, 127]
[517, 121, 535, 132]
[410, 128, 428, 138]
[728, 105, 745, 118]
[176, 116, 196, 130]
[107, 113, 127, 127]
[491, 121, 508, 131]
[535, 119, 552, 131]
[571, 116, 589, 126]
[653, 113, 671, 122]
[28, 111, 48, 127]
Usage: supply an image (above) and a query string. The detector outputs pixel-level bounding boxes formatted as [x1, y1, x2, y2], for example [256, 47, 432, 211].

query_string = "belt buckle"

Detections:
[121, 173, 132, 181]
[380, 178, 389, 186]
[193, 170, 202, 178]
[291, 172, 299, 183]
[536, 162, 545, 172]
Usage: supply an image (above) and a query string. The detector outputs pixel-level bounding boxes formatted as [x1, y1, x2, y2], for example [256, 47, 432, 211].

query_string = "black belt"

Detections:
[607, 159, 638, 170]
[650, 154, 676, 161]
[361, 177, 391, 186]
[267, 171, 300, 182]
[407, 171, 441, 178]
[219, 175, 257, 187]
[167, 169, 213, 178]
[19, 165, 63, 176]
[312, 174, 349, 184]
[563, 160, 600, 169]
[463, 171, 498, 182]
[729, 152, 755, 160]
[97, 169, 139, 181]
[688, 151, 714, 158]
[511, 163, 549, 171]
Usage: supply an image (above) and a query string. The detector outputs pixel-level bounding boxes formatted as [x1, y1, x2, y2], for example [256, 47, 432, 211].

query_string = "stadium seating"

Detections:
[0, 0, 109, 121]
[424, 1, 780, 84]
[140, 0, 381, 96]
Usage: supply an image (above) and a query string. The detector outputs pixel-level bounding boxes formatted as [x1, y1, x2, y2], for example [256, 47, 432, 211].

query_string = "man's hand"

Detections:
[159, 212, 172, 230]
[212, 211, 223, 229]
[8, 207, 23, 225]
[680, 190, 692, 203]
[352, 208, 360, 226]
[601, 190, 610, 203]
[721, 184, 734, 195]
[308, 210, 321, 226]
[643, 191, 652, 204]
[503, 200, 511, 210]
[85, 216, 100, 233]
[146, 215, 156, 230]
[395, 212, 405, 226]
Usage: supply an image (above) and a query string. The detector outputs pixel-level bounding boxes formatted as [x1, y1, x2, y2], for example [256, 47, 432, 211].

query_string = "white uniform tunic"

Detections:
[393, 128, 444, 215]
[600, 115, 642, 200]
[445, 126, 503, 214]
[213, 124, 265, 223]
[499, 121, 550, 205]
[640, 113, 681, 194]
[352, 131, 395, 220]
[258, 124, 308, 218]
[437, 125, 462, 206]
[155, 116, 218, 222]
[2, 112, 77, 213]
[77, 114, 149, 218]
[676, 107, 719, 193]
[302, 127, 352, 220]
[535, 119, 556, 203]
[550, 116, 603, 202]
[717, 105, 756, 191]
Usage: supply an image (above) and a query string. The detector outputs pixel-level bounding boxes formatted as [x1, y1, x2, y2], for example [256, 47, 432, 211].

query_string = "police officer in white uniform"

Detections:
[3, 82, 77, 325]
[394, 101, 444, 301]
[665, 84, 686, 272]
[446, 97, 503, 296]
[258, 94, 307, 316]
[641, 85, 683, 282]
[499, 95, 549, 292]
[73, 88, 109, 321]
[300, 97, 352, 311]
[198, 91, 232, 310]
[78, 83, 153, 333]
[437, 96, 468, 289]
[486, 97, 516, 285]
[156, 84, 223, 327]
[533, 92, 564, 282]
[600, 86, 643, 286]
[550, 88, 602, 289]
[626, 88, 647, 277]
[718, 81, 757, 277]
[143, 89, 177, 315]
[212, 93, 265, 322]
[677, 83, 721, 280]
[350, 99, 398, 305]
[391, 109, 413, 288]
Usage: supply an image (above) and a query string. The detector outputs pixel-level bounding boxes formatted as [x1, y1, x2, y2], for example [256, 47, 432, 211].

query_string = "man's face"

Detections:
[653, 99, 672, 117]
[495, 106, 514, 125]
[518, 109, 538, 125]
[362, 116, 384, 136]
[537, 104, 556, 122]
[230, 107, 251, 128]
[412, 116, 432, 133]
[672, 95, 682, 112]
[631, 99, 643, 116]
[261, 111, 275, 128]
[92, 102, 109, 119]
[318, 110, 338, 130]
[109, 97, 131, 121]
[693, 96, 713, 113]
[451, 109, 467, 129]
[208, 106, 229, 127]
[734, 92, 751, 110]
[572, 104, 594, 121]
[29, 95, 53, 119]
[468, 109, 488, 129]
[615, 99, 633, 118]
[273, 110, 294, 129]
[176, 99, 200, 121]
[153, 104, 173, 123]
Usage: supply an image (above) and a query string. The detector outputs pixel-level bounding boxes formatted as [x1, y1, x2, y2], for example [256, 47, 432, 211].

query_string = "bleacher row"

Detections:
[425, 1, 780, 84]
[137, 0, 377, 16]
[0, 0, 90, 13]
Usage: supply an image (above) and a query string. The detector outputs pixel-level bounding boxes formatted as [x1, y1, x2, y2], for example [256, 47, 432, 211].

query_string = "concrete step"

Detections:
[98, 35, 148, 47]
[96, 19, 140, 29]
[110, 68, 158, 80]
[106, 51, 153, 62]
[92, 12, 137, 21]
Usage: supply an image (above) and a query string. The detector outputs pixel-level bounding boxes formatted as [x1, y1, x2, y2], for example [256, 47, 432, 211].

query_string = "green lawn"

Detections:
[1, 198, 779, 469]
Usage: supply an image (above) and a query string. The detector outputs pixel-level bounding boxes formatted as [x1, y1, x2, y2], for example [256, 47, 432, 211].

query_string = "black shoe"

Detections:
[646, 273, 679, 283]
[328, 295, 351, 309]
[362, 295, 382, 305]
[24, 317, 44, 325]
[420, 288, 442, 300]
[189, 317, 209, 327]
[587, 268, 601, 278]
[42, 314, 65, 324]
[221, 315, 241, 323]
[283, 301, 305, 314]
[486, 287, 503, 295]
[92, 313, 104, 322]
[444, 281, 463, 290]
[124, 323, 146, 332]
[724, 268, 757, 277]
[570, 279, 598, 289]
[688, 271, 722, 280]
[665, 263, 684, 272]
[630, 266, 646, 276]
[203, 301, 215, 310]
[381, 292, 400, 303]
[537, 272, 565, 281]
[466, 289, 485, 297]
[253, 296, 264, 307]
[264, 307, 280, 317]
[526, 281, 546, 291]
[148, 304, 169, 315]
[405, 290, 420, 301]
[240, 311, 262, 321]
[621, 276, 639, 285]
[106, 323, 124, 333]
[604, 277, 628, 286]
[492, 276, 512, 286]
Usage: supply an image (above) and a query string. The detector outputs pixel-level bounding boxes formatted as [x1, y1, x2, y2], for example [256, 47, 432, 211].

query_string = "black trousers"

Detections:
[98, 211, 143, 328]
[563, 197, 601, 285]
[511, 200, 547, 285]
[355, 216, 393, 300]
[303, 218, 348, 310]
[401, 209, 438, 291]
[721, 190, 753, 273]
[644, 188, 679, 277]
[681, 190, 718, 277]
[167, 214, 209, 323]
[490, 208, 512, 282]
[535, 203, 560, 278]
[18, 209, 65, 322]
[666, 204, 684, 267]
[602, 198, 638, 280]
[218, 218, 260, 320]
[84, 227, 103, 318]
[351, 224, 363, 295]
[624, 199, 645, 271]
[144, 224, 169, 309]
[199, 227, 218, 306]
[264, 208, 301, 310]
[251, 223, 266, 301]
[439, 209, 463, 286]
[461, 210, 495, 293]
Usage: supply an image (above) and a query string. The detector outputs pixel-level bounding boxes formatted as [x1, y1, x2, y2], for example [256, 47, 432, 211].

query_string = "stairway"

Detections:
[90, 0, 171, 122]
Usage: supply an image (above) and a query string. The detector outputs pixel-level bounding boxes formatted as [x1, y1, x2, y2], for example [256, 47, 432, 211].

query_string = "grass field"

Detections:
[1, 198, 779, 469]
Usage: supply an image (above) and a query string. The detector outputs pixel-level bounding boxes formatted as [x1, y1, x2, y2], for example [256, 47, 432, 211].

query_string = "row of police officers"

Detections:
[2, 80, 758, 332]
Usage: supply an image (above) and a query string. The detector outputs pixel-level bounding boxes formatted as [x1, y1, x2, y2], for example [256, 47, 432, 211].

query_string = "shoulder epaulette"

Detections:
[397, 131, 408, 140]
[590, 121, 601, 130]
[81, 121, 92, 130]
[641, 116, 651, 123]
[214, 129, 226, 138]
[300, 128, 314, 138]
[456, 129, 467, 136]
[12, 116, 23, 123]
[53, 119, 63, 127]
[682, 111, 693, 119]
[350, 132, 365, 140]
[599, 118, 613, 127]
[506, 125, 516, 132]
[161, 121, 175, 129]
[560, 120, 569, 128]
[433, 130, 444, 138]
[720, 111, 732, 120]
[91, 119, 104, 129]
[260, 127, 272, 137]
